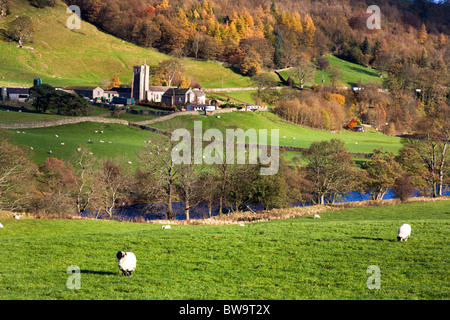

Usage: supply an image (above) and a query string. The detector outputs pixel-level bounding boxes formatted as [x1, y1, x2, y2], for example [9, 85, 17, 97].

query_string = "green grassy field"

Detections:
[7, 122, 161, 166]
[0, 0, 253, 89]
[206, 90, 258, 105]
[0, 200, 448, 300]
[279, 55, 383, 88]
[151, 111, 403, 154]
[0, 109, 69, 123]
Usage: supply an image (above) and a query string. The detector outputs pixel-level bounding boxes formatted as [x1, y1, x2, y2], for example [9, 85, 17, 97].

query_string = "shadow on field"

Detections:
[352, 236, 396, 242]
[80, 270, 116, 275]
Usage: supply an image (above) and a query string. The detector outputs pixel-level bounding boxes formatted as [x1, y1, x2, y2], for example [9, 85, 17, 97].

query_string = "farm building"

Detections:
[238, 104, 267, 111]
[162, 87, 206, 106]
[0, 87, 30, 102]
[103, 90, 119, 102]
[352, 125, 365, 132]
[64, 86, 104, 101]
[186, 104, 216, 112]
[148, 86, 175, 103]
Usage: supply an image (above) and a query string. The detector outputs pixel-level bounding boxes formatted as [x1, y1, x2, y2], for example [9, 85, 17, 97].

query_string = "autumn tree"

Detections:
[362, 149, 404, 200]
[151, 58, 185, 87]
[302, 15, 316, 47]
[37, 158, 78, 215]
[0, 134, 37, 211]
[418, 23, 428, 44]
[304, 139, 358, 205]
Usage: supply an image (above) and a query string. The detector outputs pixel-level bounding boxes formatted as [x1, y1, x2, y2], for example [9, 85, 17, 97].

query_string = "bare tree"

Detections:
[175, 162, 203, 220]
[291, 56, 317, 89]
[72, 146, 97, 214]
[138, 136, 179, 219]
[197, 171, 221, 218]
[95, 159, 130, 218]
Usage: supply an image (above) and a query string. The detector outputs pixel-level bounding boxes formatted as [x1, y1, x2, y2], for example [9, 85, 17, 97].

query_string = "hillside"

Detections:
[1, 0, 400, 90]
[0, 0, 253, 88]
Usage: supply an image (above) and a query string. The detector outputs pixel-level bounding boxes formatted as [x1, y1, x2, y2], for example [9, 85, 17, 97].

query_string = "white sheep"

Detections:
[55, 134, 59, 138]
[115, 251, 137, 276]
[60, 143, 65, 145]
[48, 150, 52, 154]
[0, 223, 3, 228]
[397, 224, 411, 242]
[13, 214, 20, 220]
[314, 214, 321, 219]
[161, 225, 171, 229]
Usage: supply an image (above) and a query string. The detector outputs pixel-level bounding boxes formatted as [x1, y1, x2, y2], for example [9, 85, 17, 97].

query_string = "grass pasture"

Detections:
[7, 122, 161, 166]
[279, 55, 383, 88]
[151, 111, 403, 154]
[0, 200, 448, 300]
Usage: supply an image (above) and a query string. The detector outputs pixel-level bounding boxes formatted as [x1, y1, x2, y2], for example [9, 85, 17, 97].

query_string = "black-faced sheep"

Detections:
[115, 251, 137, 276]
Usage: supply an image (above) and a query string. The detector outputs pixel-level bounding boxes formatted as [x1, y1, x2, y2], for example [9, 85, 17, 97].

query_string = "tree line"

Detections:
[1, 112, 448, 219]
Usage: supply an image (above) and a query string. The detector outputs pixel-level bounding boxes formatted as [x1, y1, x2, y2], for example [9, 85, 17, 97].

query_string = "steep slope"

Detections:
[0, 0, 253, 88]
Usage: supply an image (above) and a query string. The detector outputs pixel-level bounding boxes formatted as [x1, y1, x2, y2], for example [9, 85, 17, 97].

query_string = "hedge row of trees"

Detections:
[1, 110, 448, 219]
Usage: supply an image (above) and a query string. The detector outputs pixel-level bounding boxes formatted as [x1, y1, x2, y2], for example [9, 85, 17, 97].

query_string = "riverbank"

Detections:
[7, 196, 448, 226]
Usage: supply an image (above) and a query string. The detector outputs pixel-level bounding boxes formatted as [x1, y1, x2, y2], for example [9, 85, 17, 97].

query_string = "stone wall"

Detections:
[0, 116, 129, 129]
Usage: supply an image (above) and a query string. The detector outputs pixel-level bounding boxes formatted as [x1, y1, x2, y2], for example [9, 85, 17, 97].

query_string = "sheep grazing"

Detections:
[13, 215, 20, 220]
[60, 143, 65, 145]
[397, 224, 411, 242]
[55, 135, 59, 138]
[161, 225, 171, 229]
[314, 214, 321, 219]
[115, 251, 137, 276]
[0, 223, 3, 228]
[48, 150, 52, 154]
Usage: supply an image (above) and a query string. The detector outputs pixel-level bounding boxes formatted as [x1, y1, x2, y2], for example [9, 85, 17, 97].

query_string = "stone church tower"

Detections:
[131, 64, 149, 102]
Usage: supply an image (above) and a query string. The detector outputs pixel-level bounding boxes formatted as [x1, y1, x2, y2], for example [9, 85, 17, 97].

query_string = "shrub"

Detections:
[393, 176, 416, 202]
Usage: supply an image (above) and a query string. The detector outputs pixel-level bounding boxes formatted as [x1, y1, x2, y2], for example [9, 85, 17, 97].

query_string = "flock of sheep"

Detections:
[0, 213, 412, 277]
[17, 129, 137, 164]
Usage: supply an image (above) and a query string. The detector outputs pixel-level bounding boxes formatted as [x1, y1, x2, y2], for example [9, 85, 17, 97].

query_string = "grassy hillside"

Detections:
[7, 122, 161, 166]
[150, 111, 403, 154]
[0, 0, 253, 89]
[0, 200, 448, 300]
[279, 55, 383, 88]
[4, 110, 402, 167]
